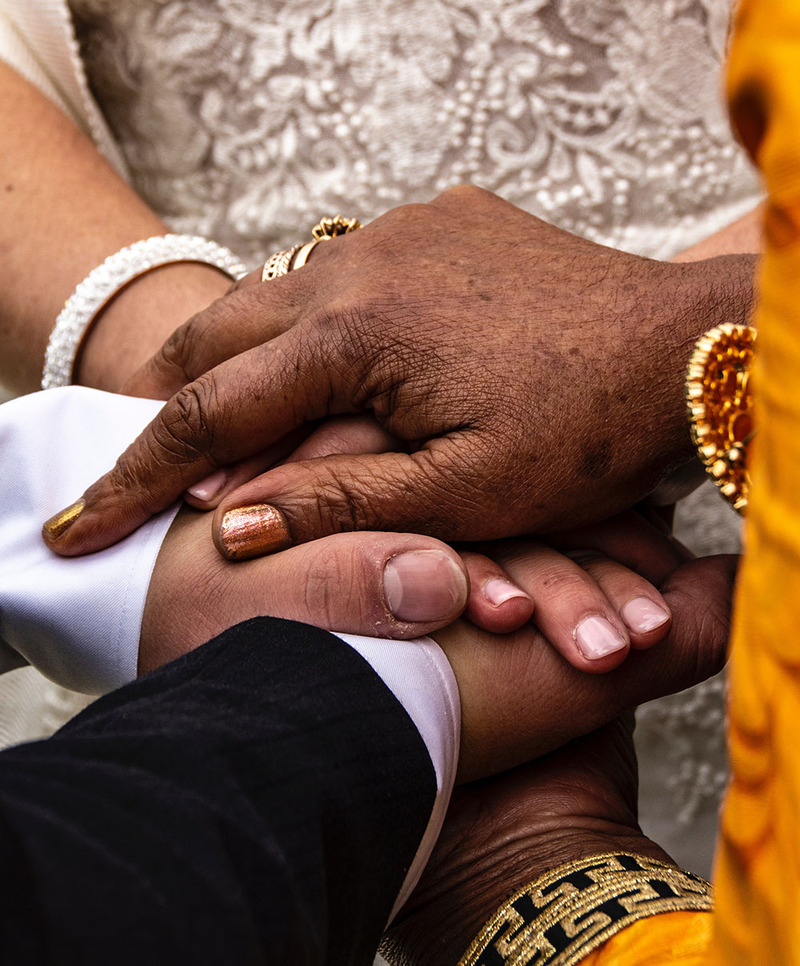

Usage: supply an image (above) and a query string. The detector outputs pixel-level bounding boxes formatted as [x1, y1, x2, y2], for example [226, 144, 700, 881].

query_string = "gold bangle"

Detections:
[457, 852, 712, 966]
[685, 322, 756, 513]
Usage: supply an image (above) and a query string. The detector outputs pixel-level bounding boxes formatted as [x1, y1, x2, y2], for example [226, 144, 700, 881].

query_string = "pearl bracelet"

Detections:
[41, 234, 248, 389]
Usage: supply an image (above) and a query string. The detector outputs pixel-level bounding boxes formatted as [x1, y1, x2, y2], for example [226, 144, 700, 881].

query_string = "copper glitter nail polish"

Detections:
[217, 504, 292, 560]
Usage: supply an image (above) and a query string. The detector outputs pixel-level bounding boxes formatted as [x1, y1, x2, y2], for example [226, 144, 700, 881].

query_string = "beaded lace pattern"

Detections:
[68, 0, 759, 267]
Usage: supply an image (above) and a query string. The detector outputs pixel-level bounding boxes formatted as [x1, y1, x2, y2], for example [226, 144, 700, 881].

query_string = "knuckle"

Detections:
[157, 316, 204, 384]
[536, 564, 593, 600]
[155, 376, 219, 463]
[562, 548, 609, 571]
[159, 295, 241, 382]
[304, 461, 411, 537]
[300, 541, 362, 628]
[104, 449, 151, 504]
[316, 473, 374, 535]
[102, 434, 183, 515]
[373, 202, 431, 232]
[434, 184, 489, 207]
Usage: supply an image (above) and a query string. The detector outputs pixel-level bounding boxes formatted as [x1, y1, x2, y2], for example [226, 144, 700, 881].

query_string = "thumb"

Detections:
[141, 518, 471, 674]
[210, 447, 498, 561]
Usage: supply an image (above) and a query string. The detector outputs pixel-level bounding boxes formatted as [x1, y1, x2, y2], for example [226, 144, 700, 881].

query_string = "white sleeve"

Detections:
[0, 387, 461, 893]
[0, 387, 179, 693]
[337, 633, 460, 922]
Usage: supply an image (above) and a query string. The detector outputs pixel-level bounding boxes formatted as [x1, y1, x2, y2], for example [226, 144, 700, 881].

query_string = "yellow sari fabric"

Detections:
[713, 0, 800, 961]
[579, 912, 712, 965]
[584, 0, 800, 962]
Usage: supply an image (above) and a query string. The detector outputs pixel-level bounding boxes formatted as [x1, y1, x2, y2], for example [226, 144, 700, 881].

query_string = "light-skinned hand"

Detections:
[141, 499, 736, 781]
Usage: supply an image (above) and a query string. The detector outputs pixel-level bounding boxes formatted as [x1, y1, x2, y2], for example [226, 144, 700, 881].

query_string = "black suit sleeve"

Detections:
[0, 617, 437, 965]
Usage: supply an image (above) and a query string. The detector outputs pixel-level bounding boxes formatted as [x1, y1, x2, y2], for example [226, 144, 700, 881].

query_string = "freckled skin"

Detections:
[580, 439, 614, 482]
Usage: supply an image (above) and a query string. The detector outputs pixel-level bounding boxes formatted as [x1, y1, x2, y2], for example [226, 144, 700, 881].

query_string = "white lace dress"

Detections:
[7, 0, 762, 882]
[68, 0, 758, 266]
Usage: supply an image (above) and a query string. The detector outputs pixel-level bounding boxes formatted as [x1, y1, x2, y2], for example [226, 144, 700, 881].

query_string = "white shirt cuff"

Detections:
[336, 633, 461, 922]
[0, 387, 179, 693]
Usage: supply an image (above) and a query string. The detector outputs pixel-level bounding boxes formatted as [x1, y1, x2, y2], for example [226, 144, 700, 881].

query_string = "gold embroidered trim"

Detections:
[457, 852, 713, 966]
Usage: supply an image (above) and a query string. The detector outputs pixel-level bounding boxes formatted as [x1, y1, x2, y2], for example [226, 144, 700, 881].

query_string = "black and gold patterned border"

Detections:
[458, 852, 712, 966]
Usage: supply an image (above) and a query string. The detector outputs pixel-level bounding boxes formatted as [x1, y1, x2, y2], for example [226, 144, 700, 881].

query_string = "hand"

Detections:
[383, 716, 669, 966]
[144, 497, 680, 676]
[147, 492, 735, 777]
[462, 521, 679, 672]
[41, 187, 756, 558]
[440, 550, 735, 781]
[139, 506, 473, 674]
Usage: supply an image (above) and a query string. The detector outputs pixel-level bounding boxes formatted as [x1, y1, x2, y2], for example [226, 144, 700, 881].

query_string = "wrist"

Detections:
[74, 261, 232, 393]
[385, 827, 671, 966]
[639, 253, 757, 478]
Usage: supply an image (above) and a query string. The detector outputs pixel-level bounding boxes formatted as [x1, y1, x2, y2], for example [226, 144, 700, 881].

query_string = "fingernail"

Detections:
[186, 469, 227, 503]
[384, 551, 468, 623]
[42, 499, 85, 542]
[575, 615, 628, 660]
[484, 577, 530, 607]
[621, 597, 670, 634]
[217, 504, 292, 560]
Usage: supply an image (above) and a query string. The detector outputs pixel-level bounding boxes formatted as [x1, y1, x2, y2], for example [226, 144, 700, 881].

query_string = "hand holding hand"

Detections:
[142, 493, 735, 780]
[143, 490, 682, 677]
[179, 415, 682, 671]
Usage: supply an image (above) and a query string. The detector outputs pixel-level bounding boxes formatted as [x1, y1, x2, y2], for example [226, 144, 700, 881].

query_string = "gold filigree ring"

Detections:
[261, 244, 301, 281]
[261, 216, 362, 282]
[311, 215, 362, 239]
[685, 322, 756, 513]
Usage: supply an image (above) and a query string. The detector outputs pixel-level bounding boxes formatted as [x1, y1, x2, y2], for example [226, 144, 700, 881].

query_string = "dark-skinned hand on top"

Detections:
[41, 186, 756, 561]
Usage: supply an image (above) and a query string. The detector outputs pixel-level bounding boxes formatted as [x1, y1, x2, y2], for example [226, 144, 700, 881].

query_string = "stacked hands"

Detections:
[42, 186, 746, 956]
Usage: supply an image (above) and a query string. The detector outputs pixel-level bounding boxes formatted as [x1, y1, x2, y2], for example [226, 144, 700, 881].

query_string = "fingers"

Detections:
[283, 414, 403, 463]
[549, 509, 689, 585]
[42, 326, 349, 556]
[207, 443, 496, 562]
[436, 553, 737, 781]
[461, 551, 534, 634]
[140, 510, 471, 674]
[183, 426, 313, 509]
[125, 273, 313, 399]
[127, 234, 345, 399]
[565, 550, 672, 649]
[487, 542, 671, 673]
[183, 415, 400, 510]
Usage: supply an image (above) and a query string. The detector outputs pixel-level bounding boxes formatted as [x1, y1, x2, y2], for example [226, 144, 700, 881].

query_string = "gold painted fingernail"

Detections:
[217, 504, 292, 561]
[42, 499, 85, 541]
